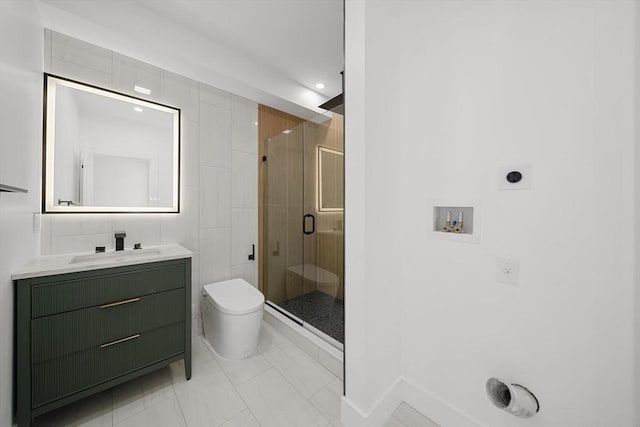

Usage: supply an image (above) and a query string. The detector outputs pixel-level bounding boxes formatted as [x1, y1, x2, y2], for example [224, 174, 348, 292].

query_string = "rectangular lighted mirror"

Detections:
[317, 146, 343, 212]
[43, 74, 180, 213]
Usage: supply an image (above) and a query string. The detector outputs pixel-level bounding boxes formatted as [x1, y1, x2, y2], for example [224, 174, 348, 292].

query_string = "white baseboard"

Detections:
[401, 378, 486, 427]
[341, 377, 403, 427]
[341, 377, 485, 427]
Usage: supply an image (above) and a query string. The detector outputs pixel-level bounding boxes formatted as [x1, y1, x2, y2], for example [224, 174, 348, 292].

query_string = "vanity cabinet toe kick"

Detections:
[15, 257, 192, 427]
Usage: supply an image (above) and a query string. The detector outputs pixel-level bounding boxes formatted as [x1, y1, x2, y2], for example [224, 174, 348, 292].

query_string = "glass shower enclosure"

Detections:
[263, 112, 344, 348]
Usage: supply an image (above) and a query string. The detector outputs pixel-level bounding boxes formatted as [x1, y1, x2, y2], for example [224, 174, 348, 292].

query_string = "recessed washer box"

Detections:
[429, 201, 481, 243]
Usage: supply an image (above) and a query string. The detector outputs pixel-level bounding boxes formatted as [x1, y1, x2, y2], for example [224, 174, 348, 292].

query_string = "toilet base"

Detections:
[202, 299, 264, 359]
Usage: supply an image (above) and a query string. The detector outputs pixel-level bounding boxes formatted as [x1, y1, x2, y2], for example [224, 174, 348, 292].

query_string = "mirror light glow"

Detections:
[43, 74, 181, 213]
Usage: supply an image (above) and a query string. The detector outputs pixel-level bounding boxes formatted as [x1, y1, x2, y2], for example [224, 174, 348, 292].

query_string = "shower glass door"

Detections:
[263, 112, 344, 348]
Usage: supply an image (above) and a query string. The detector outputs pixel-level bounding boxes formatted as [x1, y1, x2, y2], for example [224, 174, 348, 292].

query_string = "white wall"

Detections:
[344, 1, 638, 426]
[41, 31, 258, 336]
[635, 4, 640, 425]
[35, 0, 326, 120]
[0, 1, 43, 425]
[342, 0, 404, 425]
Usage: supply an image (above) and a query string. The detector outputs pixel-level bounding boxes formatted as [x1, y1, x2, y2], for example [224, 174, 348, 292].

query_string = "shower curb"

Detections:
[263, 305, 343, 380]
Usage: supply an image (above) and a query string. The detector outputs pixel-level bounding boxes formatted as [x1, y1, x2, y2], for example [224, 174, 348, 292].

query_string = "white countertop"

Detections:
[12, 244, 192, 280]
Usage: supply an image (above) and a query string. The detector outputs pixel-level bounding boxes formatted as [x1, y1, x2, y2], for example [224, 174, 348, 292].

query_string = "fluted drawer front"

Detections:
[31, 288, 185, 364]
[31, 262, 186, 318]
[32, 322, 184, 408]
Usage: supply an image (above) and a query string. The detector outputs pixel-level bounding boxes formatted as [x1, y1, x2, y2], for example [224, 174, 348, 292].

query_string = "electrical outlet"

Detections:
[497, 257, 519, 285]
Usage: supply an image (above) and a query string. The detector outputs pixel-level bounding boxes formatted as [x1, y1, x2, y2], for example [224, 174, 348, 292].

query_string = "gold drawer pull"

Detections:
[100, 297, 140, 309]
[100, 334, 140, 348]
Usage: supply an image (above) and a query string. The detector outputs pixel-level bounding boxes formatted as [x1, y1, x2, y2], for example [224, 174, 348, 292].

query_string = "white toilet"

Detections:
[202, 278, 265, 359]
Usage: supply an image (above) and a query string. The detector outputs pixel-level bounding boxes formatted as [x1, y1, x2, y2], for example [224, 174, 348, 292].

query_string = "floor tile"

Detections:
[219, 409, 260, 427]
[114, 395, 186, 427]
[256, 321, 287, 354]
[171, 359, 246, 426]
[213, 350, 272, 386]
[392, 403, 440, 427]
[237, 368, 328, 427]
[310, 378, 343, 427]
[192, 335, 215, 367]
[383, 415, 407, 427]
[112, 367, 175, 424]
[33, 389, 113, 427]
[263, 341, 335, 398]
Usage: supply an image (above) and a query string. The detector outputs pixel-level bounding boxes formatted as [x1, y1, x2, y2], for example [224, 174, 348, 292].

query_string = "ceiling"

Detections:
[36, 0, 344, 118]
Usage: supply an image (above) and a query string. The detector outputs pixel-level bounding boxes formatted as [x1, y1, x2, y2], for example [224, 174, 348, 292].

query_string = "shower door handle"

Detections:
[303, 214, 315, 235]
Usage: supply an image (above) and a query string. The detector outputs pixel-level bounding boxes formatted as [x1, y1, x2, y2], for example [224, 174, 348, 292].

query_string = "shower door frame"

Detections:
[261, 115, 344, 351]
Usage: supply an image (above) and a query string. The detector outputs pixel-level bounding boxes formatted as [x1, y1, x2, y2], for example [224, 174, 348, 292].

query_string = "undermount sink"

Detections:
[70, 248, 162, 264]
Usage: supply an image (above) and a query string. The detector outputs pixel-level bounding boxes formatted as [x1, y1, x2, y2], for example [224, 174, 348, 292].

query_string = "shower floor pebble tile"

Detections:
[30, 321, 435, 427]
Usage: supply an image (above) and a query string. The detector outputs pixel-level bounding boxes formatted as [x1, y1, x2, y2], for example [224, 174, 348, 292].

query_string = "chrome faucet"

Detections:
[114, 231, 126, 251]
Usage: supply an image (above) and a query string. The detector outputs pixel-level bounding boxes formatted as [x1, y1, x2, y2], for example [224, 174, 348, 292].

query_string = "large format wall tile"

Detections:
[51, 31, 112, 73]
[51, 57, 112, 88]
[199, 227, 231, 285]
[161, 185, 199, 251]
[231, 262, 258, 288]
[231, 95, 258, 154]
[232, 150, 257, 208]
[231, 207, 257, 266]
[200, 103, 232, 168]
[200, 166, 231, 229]
[112, 53, 161, 103]
[200, 83, 231, 110]
[181, 119, 200, 188]
[43, 32, 258, 330]
[111, 215, 161, 249]
[160, 70, 199, 120]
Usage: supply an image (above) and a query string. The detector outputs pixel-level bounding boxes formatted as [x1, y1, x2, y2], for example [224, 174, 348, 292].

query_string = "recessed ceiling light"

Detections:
[254, 121, 258, 126]
[134, 85, 151, 95]
[133, 107, 143, 112]
[282, 129, 292, 134]
[315, 83, 325, 90]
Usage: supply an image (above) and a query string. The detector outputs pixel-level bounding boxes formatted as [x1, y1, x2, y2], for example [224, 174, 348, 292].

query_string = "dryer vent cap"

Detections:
[486, 378, 539, 418]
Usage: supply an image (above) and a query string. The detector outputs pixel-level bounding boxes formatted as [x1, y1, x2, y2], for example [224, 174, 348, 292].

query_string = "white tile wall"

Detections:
[200, 83, 231, 110]
[43, 30, 258, 335]
[51, 31, 112, 73]
[51, 57, 112, 88]
[231, 263, 258, 289]
[181, 120, 200, 188]
[112, 53, 161, 102]
[231, 150, 258, 208]
[200, 103, 232, 168]
[231, 95, 258, 154]
[161, 70, 199, 118]
[231, 208, 257, 264]
[199, 227, 232, 285]
[199, 166, 231, 229]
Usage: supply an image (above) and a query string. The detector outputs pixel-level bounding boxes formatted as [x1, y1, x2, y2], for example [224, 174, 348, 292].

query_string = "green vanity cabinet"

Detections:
[15, 257, 192, 427]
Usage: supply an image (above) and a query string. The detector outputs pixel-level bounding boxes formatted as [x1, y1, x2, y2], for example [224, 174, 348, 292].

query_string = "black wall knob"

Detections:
[506, 171, 523, 183]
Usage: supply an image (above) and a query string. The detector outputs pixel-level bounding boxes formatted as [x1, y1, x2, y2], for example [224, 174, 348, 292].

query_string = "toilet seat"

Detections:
[203, 278, 264, 315]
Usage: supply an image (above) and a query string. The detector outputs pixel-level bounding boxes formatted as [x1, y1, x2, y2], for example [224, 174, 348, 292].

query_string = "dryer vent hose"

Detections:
[486, 378, 539, 418]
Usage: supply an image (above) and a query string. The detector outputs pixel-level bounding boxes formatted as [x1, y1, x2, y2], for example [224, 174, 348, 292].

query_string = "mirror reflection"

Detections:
[43, 75, 180, 213]
[317, 146, 344, 212]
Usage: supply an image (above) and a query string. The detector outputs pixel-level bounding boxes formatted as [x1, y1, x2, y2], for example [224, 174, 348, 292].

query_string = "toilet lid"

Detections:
[204, 278, 264, 315]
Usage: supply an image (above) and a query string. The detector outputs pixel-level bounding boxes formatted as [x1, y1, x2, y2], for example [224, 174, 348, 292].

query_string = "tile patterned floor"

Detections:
[384, 403, 440, 427]
[32, 321, 437, 427]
